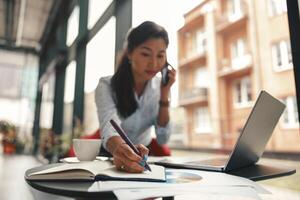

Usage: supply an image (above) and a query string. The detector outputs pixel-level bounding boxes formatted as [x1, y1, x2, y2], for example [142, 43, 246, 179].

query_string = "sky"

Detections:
[65, 0, 202, 105]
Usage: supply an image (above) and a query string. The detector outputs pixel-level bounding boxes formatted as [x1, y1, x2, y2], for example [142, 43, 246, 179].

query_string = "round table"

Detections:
[25, 161, 295, 200]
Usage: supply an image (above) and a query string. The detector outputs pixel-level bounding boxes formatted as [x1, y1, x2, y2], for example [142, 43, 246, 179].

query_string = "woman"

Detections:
[95, 21, 176, 173]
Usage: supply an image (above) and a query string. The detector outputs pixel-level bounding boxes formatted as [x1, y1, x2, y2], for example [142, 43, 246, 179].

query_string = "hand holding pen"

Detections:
[110, 119, 151, 172]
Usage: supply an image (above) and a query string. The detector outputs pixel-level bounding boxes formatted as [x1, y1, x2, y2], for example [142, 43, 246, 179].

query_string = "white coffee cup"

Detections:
[73, 139, 101, 161]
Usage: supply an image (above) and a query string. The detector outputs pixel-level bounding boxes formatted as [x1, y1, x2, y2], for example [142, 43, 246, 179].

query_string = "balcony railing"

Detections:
[179, 87, 208, 105]
[218, 54, 252, 77]
[179, 49, 206, 66]
[216, 1, 248, 32]
[231, 54, 252, 69]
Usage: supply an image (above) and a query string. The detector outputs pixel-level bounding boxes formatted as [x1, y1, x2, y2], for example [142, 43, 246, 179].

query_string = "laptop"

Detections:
[156, 90, 286, 172]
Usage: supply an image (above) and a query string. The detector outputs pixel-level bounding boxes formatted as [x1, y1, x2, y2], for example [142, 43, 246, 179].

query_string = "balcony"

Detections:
[218, 54, 252, 78]
[179, 51, 206, 68]
[216, 2, 248, 33]
[179, 87, 208, 106]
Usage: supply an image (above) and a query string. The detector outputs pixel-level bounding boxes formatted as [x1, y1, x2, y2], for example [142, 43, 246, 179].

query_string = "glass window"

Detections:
[233, 77, 252, 107]
[272, 42, 282, 67]
[85, 17, 115, 93]
[272, 40, 293, 71]
[40, 73, 55, 129]
[190, 31, 197, 58]
[235, 81, 242, 103]
[0, 51, 38, 135]
[133, 0, 200, 108]
[231, 38, 248, 69]
[84, 17, 116, 133]
[64, 62, 76, 104]
[268, 0, 287, 17]
[269, 0, 278, 16]
[293, 97, 299, 123]
[67, 6, 79, 46]
[282, 98, 289, 124]
[228, 0, 243, 21]
[287, 40, 293, 64]
[281, 96, 299, 128]
[131, 0, 298, 194]
[0, 64, 22, 98]
[195, 67, 209, 88]
[196, 29, 206, 55]
[231, 38, 245, 59]
[280, 40, 289, 66]
[194, 107, 212, 133]
[88, 0, 113, 29]
[133, 0, 200, 64]
[133, 0, 299, 180]
[63, 61, 76, 135]
[185, 30, 203, 59]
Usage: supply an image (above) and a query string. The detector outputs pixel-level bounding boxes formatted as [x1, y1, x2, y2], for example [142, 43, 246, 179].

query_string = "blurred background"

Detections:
[0, 0, 299, 199]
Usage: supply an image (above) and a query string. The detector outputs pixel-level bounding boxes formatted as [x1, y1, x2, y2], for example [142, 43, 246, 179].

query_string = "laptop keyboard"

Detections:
[185, 157, 228, 166]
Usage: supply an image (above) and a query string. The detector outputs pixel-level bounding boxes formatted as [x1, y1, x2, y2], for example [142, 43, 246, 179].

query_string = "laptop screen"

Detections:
[225, 91, 286, 171]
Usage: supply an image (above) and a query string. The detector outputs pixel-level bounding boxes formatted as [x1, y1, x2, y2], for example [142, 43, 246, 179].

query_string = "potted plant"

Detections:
[0, 120, 17, 154]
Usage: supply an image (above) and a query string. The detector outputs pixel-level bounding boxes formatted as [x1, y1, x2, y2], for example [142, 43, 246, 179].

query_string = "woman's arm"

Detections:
[157, 67, 176, 127]
[154, 67, 176, 144]
[95, 77, 148, 172]
[95, 78, 121, 150]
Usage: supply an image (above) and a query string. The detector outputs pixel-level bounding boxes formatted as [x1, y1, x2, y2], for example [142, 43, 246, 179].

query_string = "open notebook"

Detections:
[27, 160, 166, 182]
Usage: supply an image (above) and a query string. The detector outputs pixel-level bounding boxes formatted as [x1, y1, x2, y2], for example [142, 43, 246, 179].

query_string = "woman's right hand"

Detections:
[160, 66, 176, 99]
[107, 136, 149, 173]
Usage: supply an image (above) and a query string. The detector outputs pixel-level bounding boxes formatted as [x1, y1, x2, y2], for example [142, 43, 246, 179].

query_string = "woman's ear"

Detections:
[126, 51, 132, 61]
[126, 51, 133, 64]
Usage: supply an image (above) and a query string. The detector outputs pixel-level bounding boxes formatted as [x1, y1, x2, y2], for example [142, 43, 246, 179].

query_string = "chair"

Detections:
[148, 138, 171, 156]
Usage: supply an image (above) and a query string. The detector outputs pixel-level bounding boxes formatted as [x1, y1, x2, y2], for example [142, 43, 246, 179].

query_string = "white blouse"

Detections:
[95, 76, 171, 150]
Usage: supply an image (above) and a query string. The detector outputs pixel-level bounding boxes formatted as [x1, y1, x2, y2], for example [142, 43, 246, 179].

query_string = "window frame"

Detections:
[195, 29, 207, 56]
[271, 40, 293, 72]
[231, 38, 250, 69]
[268, 0, 287, 17]
[195, 67, 209, 88]
[227, 0, 243, 21]
[194, 106, 212, 134]
[281, 96, 299, 129]
[233, 76, 253, 108]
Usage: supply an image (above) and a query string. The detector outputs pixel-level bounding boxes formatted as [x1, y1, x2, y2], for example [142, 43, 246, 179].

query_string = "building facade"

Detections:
[177, 0, 299, 152]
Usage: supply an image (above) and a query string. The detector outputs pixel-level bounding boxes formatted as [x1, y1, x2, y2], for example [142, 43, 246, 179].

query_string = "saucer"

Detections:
[59, 156, 109, 163]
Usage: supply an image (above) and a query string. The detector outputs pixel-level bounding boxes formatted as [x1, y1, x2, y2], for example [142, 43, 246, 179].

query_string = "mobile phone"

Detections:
[161, 62, 169, 86]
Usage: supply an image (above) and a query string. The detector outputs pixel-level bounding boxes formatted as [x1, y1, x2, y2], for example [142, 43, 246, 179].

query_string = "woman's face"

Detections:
[128, 38, 167, 83]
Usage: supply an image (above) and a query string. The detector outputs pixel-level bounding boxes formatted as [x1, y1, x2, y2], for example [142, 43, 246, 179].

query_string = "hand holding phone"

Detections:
[161, 63, 169, 86]
[161, 62, 175, 86]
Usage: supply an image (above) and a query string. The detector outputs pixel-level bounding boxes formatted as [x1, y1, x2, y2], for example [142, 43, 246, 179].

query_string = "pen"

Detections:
[109, 119, 152, 172]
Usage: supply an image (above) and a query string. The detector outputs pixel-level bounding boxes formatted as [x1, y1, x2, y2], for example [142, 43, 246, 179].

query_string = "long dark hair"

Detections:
[111, 21, 169, 118]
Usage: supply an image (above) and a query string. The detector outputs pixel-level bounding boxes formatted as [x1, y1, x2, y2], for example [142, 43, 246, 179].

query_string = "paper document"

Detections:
[98, 169, 269, 194]
[113, 186, 262, 200]
[95, 168, 270, 200]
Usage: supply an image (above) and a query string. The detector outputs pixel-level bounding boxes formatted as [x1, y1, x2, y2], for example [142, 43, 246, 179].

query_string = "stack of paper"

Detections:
[94, 169, 271, 200]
